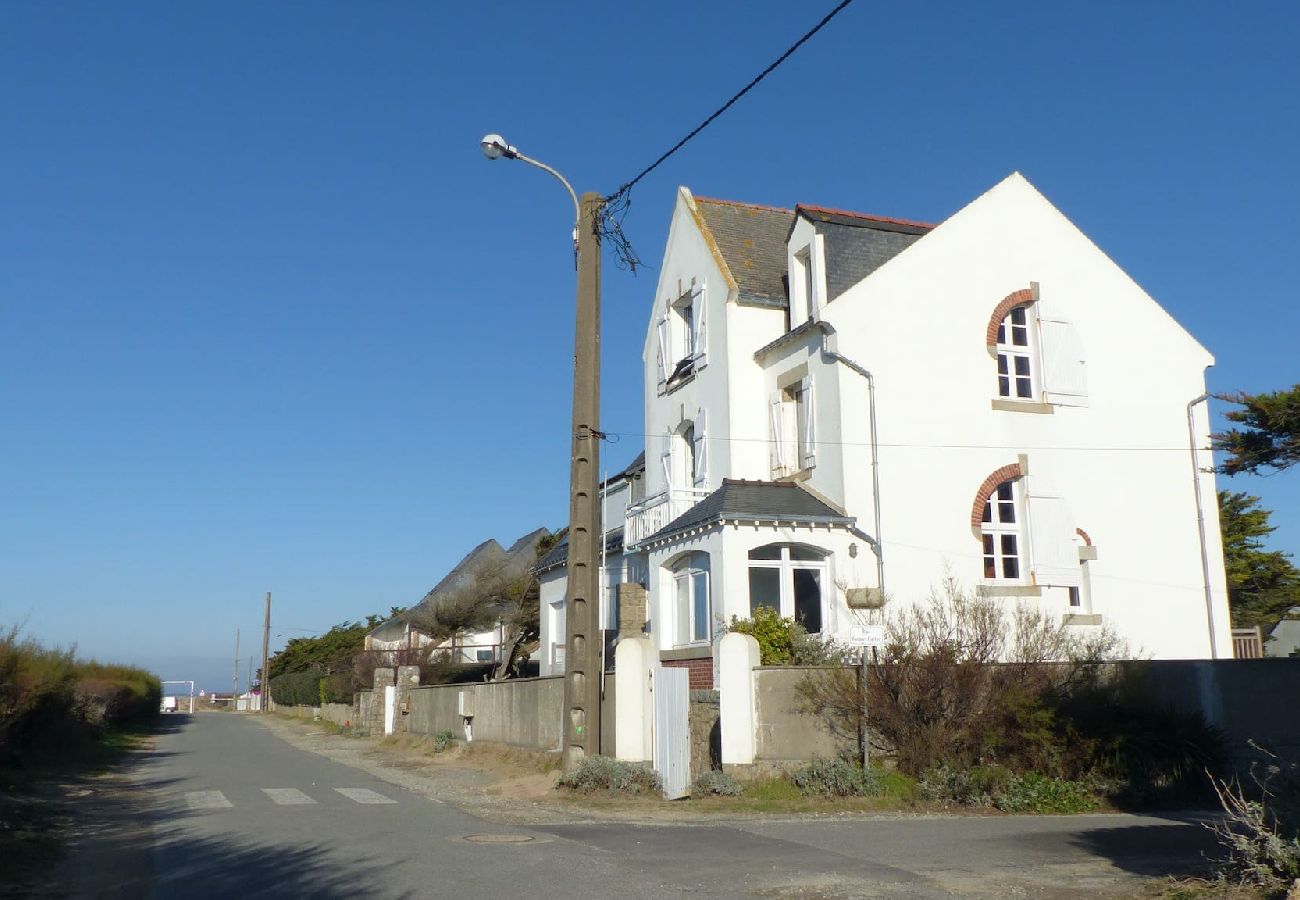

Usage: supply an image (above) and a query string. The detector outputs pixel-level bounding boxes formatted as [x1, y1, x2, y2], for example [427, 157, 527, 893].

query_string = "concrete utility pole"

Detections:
[260, 592, 271, 714]
[561, 192, 604, 769]
[479, 135, 603, 770]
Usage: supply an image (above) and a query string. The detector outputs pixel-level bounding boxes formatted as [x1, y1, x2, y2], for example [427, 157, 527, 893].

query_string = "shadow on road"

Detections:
[1069, 818, 1222, 878]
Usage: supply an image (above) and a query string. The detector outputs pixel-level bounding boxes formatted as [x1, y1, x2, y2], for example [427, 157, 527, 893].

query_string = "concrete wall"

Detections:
[357, 690, 373, 734]
[1134, 659, 1300, 761]
[406, 676, 565, 752]
[277, 703, 355, 728]
[753, 666, 853, 763]
[601, 673, 617, 754]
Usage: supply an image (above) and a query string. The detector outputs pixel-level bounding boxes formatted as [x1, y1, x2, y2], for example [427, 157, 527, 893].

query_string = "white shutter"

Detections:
[1039, 317, 1088, 406]
[656, 313, 669, 385]
[694, 286, 707, 368]
[800, 375, 816, 470]
[1028, 494, 1082, 587]
[769, 392, 786, 476]
[693, 410, 707, 486]
[661, 427, 673, 492]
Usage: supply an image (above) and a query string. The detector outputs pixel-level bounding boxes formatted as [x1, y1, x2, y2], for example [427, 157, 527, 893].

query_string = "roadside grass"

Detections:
[1141, 876, 1276, 899]
[0, 722, 153, 891]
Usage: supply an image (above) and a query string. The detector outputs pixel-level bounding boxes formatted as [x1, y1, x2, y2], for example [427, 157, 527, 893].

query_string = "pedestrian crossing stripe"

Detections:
[334, 787, 398, 804]
[184, 791, 232, 810]
[262, 788, 315, 805]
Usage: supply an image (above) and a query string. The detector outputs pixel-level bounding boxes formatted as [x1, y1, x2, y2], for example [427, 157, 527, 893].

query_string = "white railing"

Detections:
[625, 488, 710, 546]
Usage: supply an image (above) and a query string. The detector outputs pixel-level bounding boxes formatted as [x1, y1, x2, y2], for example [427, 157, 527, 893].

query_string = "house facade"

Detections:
[543, 173, 1232, 685]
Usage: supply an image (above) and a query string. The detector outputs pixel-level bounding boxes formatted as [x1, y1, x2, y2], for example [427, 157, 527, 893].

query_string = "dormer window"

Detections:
[656, 286, 708, 393]
[796, 246, 815, 317]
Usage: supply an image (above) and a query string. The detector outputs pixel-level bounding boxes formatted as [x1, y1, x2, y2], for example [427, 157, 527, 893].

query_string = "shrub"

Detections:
[788, 758, 883, 798]
[268, 672, 321, 707]
[433, 730, 455, 753]
[994, 772, 1100, 814]
[918, 764, 1011, 807]
[728, 607, 845, 666]
[1207, 747, 1300, 891]
[693, 770, 743, 797]
[555, 756, 662, 795]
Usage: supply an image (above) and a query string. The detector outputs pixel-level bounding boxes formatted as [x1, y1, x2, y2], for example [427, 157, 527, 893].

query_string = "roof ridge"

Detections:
[796, 203, 936, 230]
[693, 195, 794, 214]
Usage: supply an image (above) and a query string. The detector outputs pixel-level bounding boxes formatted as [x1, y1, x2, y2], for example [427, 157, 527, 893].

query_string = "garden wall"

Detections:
[753, 666, 851, 763]
[406, 676, 564, 752]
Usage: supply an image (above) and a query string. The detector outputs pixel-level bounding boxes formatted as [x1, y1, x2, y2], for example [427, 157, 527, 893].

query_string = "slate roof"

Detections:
[637, 479, 854, 548]
[797, 205, 934, 304]
[692, 195, 934, 309]
[694, 197, 795, 306]
[534, 527, 626, 575]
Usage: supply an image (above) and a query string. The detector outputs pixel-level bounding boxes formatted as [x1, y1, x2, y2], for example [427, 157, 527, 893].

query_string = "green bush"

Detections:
[993, 772, 1100, 814]
[788, 758, 883, 798]
[268, 672, 321, 707]
[555, 756, 662, 795]
[728, 606, 844, 666]
[433, 731, 455, 753]
[693, 770, 744, 797]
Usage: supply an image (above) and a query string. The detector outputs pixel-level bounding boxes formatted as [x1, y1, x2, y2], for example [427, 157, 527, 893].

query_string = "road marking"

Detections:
[262, 788, 316, 805]
[184, 791, 232, 810]
[334, 788, 397, 805]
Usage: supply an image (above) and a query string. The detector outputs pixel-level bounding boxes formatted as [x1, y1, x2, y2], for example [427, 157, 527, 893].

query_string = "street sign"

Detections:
[848, 624, 886, 647]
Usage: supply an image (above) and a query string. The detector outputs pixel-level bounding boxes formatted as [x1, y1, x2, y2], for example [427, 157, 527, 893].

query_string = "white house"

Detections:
[543, 173, 1233, 687]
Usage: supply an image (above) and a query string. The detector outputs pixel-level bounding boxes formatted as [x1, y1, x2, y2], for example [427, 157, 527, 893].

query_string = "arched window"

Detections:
[996, 305, 1036, 400]
[747, 543, 828, 633]
[980, 479, 1022, 581]
[670, 552, 711, 645]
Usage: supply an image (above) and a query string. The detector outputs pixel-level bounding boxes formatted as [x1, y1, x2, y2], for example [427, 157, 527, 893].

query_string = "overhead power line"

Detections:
[600, 0, 857, 269]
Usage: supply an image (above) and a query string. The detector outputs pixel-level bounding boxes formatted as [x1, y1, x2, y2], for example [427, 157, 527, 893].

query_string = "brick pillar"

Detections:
[394, 665, 420, 734]
[617, 583, 647, 639]
[369, 667, 394, 736]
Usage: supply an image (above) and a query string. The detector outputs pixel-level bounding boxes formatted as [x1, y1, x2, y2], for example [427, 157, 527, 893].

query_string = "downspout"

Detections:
[1187, 392, 1221, 659]
[818, 324, 884, 600]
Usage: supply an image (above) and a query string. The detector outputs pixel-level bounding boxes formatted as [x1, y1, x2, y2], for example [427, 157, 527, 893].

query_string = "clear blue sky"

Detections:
[3, 1, 1296, 690]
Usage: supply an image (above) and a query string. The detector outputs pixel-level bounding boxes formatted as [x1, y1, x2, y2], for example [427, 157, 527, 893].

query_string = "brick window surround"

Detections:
[985, 287, 1036, 350]
[970, 462, 1025, 529]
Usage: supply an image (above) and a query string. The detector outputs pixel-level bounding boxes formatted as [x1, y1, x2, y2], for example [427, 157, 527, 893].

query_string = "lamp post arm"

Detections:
[513, 151, 581, 243]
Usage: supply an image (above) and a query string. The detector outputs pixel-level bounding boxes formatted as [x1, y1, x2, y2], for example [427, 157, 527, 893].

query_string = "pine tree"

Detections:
[1218, 491, 1300, 630]
[1215, 385, 1300, 475]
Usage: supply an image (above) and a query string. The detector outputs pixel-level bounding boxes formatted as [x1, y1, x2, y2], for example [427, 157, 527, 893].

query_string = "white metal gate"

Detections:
[383, 685, 397, 735]
[652, 665, 690, 799]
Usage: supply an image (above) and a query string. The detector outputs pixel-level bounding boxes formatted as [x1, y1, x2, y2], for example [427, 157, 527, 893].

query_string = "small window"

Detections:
[996, 306, 1036, 400]
[796, 246, 816, 318]
[770, 376, 816, 475]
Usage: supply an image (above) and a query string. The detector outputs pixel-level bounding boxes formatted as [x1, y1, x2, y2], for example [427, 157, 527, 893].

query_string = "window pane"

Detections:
[1001, 533, 1018, 556]
[1015, 377, 1033, 399]
[998, 500, 1015, 523]
[1002, 556, 1020, 579]
[1013, 356, 1030, 376]
[675, 575, 691, 645]
[998, 376, 1010, 397]
[693, 571, 709, 642]
[997, 355, 1008, 375]
[1012, 325, 1028, 347]
[1011, 307, 1026, 326]
[748, 567, 781, 616]
[788, 545, 824, 561]
[749, 544, 782, 561]
[997, 323, 1006, 344]
[981, 501, 992, 523]
[997, 482, 1013, 500]
[793, 568, 822, 633]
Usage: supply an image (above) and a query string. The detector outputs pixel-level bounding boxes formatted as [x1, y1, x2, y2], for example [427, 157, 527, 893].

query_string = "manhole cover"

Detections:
[460, 833, 535, 844]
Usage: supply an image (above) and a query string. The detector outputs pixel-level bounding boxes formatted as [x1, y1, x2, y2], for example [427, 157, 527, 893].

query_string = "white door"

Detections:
[652, 665, 690, 799]
[383, 685, 397, 735]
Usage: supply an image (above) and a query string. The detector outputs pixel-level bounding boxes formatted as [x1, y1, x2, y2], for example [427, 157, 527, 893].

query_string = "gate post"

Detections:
[718, 632, 760, 766]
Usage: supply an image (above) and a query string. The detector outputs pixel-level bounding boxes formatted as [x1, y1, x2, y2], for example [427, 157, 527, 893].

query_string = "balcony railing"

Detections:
[625, 487, 710, 547]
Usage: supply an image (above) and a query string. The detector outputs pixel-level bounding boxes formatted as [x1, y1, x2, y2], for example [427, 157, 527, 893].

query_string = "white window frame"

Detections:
[746, 544, 828, 634]
[769, 375, 815, 476]
[996, 305, 1037, 401]
[672, 553, 711, 646]
[980, 479, 1025, 582]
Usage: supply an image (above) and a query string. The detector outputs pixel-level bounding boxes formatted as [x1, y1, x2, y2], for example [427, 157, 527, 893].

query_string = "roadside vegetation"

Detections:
[1, 625, 160, 890]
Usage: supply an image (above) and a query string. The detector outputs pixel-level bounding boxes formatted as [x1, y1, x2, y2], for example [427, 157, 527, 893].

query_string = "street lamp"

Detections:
[481, 133, 603, 770]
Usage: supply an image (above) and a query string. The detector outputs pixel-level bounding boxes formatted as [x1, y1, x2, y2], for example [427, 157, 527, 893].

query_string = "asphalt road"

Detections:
[53, 714, 1221, 899]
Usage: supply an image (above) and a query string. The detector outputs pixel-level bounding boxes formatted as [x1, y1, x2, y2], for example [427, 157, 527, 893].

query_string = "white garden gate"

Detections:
[652, 665, 690, 799]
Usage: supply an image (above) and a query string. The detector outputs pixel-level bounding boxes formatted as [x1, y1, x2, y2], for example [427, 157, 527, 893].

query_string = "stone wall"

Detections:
[689, 690, 721, 776]
[357, 690, 373, 734]
[276, 702, 355, 728]
[406, 676, 565, 752]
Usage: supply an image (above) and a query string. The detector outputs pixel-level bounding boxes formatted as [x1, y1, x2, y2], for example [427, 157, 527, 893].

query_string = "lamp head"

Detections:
[480, 133, 517, 161]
